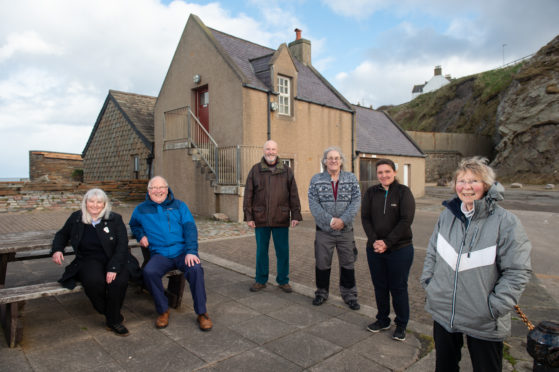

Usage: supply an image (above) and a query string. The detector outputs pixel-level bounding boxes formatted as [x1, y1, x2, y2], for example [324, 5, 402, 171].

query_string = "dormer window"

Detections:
[277, 76, 291, 116]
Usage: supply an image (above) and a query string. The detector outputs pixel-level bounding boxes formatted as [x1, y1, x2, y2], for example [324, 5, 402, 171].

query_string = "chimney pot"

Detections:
[295, 28, 302, 40]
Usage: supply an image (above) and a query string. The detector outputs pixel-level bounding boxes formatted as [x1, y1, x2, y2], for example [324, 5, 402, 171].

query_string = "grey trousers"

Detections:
[314, 229, 358, 302]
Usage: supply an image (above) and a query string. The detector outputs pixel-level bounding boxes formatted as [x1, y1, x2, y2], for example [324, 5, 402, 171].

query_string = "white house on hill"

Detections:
[412, 65, 451, 99]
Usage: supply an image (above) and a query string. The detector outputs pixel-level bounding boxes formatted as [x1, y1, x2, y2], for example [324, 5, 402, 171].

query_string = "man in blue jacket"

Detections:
[129, 176, 212, 331]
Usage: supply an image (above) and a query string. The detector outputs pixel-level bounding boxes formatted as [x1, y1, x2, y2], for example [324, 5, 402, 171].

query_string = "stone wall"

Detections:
[29, 151, 83, 182]
[406, 131, 494, 183]
[424, 152, 462, 183]
[0, 180, 148, 213]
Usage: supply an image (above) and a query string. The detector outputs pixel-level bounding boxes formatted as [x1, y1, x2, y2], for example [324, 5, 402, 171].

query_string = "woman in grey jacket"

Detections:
[421, 157, 532, 372]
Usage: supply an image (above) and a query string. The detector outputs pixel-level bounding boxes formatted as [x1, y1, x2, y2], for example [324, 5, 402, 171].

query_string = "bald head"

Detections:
[263, 140, 278, 165]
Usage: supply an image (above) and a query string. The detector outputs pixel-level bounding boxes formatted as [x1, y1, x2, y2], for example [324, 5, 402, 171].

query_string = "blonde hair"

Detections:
[81, 188, 111, 224]
[452, 157, 495, 193]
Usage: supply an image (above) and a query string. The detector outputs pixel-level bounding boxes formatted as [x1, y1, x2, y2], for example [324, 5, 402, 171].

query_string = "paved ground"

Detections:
[1, 187, 558, 371]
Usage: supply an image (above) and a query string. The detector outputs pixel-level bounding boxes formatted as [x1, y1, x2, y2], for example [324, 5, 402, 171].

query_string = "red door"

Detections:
[196, 87, 209, 133]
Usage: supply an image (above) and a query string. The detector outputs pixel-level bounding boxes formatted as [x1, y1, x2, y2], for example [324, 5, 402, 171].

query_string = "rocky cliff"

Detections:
[386, 35, 559, 183]
[492, 35, 559, 183]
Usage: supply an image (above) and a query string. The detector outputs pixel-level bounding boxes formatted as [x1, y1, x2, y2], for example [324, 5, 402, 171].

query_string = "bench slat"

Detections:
[0, 282, 83, 304]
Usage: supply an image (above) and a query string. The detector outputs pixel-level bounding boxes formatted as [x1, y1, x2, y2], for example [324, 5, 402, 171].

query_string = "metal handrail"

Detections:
[163, 106, 261, 186]
[186, 107, 218, 175]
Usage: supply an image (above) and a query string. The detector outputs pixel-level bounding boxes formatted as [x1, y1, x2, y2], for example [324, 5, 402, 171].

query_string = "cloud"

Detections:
[320, 0, 387, 19]
[0, 0, 278, 177]
[0, 31, 64, 62]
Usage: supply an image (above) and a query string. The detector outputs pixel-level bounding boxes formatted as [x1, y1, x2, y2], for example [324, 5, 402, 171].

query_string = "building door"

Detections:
[403, 164, 410, 187]
[196, 86, 209, 133]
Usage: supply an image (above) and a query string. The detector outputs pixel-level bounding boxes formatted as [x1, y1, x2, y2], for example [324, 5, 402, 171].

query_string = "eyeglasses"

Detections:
[149, 186, 168, 190]
[327, 157, 341, 162]
[456, 180, 482, 186]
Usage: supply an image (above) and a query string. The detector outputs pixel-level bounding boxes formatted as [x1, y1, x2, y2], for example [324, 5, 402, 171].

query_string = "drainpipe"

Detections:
[267, 91, 271, 140]
[351, 111, 355, 173]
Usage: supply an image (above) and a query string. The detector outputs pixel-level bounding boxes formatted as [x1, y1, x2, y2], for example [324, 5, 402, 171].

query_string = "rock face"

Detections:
[492, 36, 559, 183]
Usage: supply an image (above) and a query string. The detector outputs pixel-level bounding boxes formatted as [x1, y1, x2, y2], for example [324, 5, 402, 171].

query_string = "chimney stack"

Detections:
[434, 65, 442, 76]
[288, 28, 311, 65]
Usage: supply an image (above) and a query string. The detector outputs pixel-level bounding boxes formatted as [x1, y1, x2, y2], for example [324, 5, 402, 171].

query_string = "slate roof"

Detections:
[83, 90, 156, 155]
[109, 90, 156, 143]
[354, 105, 424, 157]
[210, 28, 351, 112]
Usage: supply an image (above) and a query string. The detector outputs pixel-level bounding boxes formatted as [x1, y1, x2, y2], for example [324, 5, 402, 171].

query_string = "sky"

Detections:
[1, 0, 558, 178]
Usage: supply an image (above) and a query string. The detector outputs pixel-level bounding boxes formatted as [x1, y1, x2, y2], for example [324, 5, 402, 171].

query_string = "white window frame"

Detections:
[277, 76, 290, 116]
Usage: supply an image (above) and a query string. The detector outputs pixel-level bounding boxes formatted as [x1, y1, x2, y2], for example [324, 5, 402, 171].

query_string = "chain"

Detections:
[514, 305, 535, 331]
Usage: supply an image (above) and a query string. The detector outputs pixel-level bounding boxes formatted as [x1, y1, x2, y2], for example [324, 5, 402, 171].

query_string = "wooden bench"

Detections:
[0, 268, 184, 348]
[0, 230, 187, 348]
[0, 282, 84, 347]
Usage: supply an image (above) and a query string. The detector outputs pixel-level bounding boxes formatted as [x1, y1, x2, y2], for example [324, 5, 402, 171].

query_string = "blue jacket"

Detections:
[129, 188, 198, 258]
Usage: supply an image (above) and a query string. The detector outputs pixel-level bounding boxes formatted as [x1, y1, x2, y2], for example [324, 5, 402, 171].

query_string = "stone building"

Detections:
[354, 106, 425, 192]
[82, 90, 155, 182]
[412, 65, 452, 99]
[29, 151, 83, 182]
[83, 14, 425, 221]
[152, 14, 425, 220]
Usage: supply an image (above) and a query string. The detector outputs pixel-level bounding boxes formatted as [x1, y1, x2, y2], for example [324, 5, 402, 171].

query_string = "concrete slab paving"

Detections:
[1, 188, 557, 371]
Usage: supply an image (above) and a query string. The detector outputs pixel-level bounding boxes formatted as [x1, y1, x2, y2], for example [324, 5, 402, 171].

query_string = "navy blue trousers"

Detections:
[366, 244, 413, 327]
[143, 253, 207, 315]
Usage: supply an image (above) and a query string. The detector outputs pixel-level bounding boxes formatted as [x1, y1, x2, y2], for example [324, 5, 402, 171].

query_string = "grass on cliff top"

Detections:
[386, 63, 525, 134]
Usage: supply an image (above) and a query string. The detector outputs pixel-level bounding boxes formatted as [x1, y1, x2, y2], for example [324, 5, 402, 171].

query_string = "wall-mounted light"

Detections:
[193, 74, 201, 84]
[270, 101, 279, 111]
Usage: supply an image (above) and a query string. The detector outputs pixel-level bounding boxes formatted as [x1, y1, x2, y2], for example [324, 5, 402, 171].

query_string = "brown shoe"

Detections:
[278, 283, 292, 293]
[155, 310, 170, 329]
[250, 282, 266, 292]
[197, 313, 213, 331]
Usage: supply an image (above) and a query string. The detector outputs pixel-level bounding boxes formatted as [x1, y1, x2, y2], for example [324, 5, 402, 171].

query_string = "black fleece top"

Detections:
[361, 180, 415, 251]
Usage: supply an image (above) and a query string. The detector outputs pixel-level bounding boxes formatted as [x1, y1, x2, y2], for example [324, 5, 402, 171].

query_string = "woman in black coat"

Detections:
[51, 188, 138, 336]
[361, 158, 415, 342]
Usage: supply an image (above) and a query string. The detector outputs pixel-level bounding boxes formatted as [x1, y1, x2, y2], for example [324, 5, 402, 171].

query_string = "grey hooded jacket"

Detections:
[420, 183, 532, 341]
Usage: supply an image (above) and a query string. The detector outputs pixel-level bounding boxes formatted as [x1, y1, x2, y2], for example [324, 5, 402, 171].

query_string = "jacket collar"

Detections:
[259, 157, 285, 174]
[443, 182, 504, 221]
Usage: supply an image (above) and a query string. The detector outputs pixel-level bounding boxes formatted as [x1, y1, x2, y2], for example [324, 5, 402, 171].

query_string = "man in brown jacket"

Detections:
[243, 140, 302, 293]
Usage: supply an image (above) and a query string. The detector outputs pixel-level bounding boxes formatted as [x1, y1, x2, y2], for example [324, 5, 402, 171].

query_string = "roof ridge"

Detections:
[208, 27, 275, 53]
[109, 89, 157, 99]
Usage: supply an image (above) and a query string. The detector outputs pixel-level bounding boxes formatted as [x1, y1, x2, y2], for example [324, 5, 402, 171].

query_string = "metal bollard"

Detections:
[526, 321, 559, 372]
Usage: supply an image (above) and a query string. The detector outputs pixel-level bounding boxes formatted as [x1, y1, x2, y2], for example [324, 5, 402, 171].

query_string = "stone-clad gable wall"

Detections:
[83, 100, 152, 182]
[0, 180, 147, 213]
[29, 152, 83, 182]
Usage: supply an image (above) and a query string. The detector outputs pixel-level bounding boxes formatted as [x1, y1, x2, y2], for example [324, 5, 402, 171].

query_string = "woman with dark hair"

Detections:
[421, 157, 532, 371]
[51, 188, 139, 336]
[361, 158, 415, 341]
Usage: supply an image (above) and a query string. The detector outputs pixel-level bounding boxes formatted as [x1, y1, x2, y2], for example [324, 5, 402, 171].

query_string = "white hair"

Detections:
[81, 188, 111, 224]
[321, 146, 346, 169]
[148, 175, 169, 189]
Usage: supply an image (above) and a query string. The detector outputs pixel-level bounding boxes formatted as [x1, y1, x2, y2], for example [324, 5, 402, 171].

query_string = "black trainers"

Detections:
[347, 300, 360, 310]
[312, 295, 326, 306]
[366, 321, 391, 333]
[107, 323, 130, 337]
[393, 325, 406, 341]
